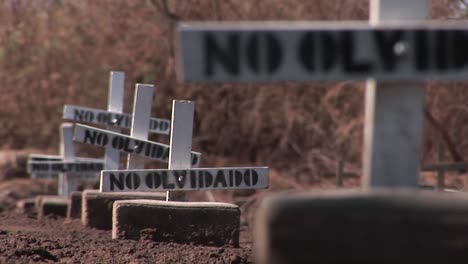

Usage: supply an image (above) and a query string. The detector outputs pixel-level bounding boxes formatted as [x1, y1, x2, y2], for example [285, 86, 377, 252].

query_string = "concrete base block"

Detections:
[254, 189, 468, 264]
[16, 198, 36, 215]
[113, 200, 240, 247]
[37, 196, 68, 220]
[67, 191, 83, 219]
[82, 190, 166, 230]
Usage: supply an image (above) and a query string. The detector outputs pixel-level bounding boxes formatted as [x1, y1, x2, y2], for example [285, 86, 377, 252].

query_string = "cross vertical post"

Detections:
[166, 100, 195, 201]
[362, 0, 428, 188]
[104, 71, 125, 170]
[58, 123, 77, 197]
[126, 84, 154, 169]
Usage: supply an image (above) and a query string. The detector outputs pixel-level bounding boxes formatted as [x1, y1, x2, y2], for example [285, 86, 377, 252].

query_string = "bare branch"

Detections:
[213, 0, 222, 20]
[223, 0, 243, 19]
[425, 108, 465, 166]
[150, 0, 180, 22]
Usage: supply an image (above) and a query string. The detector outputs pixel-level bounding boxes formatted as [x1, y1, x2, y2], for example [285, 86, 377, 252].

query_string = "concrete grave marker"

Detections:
[27, 124, 104, 219]
[63, 72, 171, 142]
[255, 189, 468, 264]
[27, 124, 104, 195]
[81, 190, 166, 230]
[100, 100, 268, 194]
[36, 196, 68, 219]
[103, 100, 268, 245]
[78, 83, 168, 229]
[176, 0, 468, 261]
[61, 71, 126, 220]
[113, 200, 240, 247]
[30, 72, 125, 219]
[34, 124, 72, 219]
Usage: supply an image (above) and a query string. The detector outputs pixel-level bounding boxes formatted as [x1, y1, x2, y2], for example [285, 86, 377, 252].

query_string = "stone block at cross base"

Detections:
[35, 195, 62, 211]
[113, 200, 240, 247]
[254, 189, 468, 264]
[67, 191, 83, 219]
[36, 195, 68, 220]
[16, 198, 36, 215]
[81, 190, 166, 230]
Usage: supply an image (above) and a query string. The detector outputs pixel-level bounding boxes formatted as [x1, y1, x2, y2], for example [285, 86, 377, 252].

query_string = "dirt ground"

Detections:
[0, 153, 459, 263]
[0, 178, 255, 264]
[0, 212, 252, 263]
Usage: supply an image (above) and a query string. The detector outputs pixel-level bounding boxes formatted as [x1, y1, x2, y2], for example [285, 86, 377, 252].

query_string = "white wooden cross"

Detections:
[30, 71, 128, 196]
[63, 73, 171, 143]
[27, 123, 105, 196]
[29, 71, 128, 196]
[99, 100, 269, 201]
[64, 71, 174, 172]
[73, 84, 202, 176]
[174, 0, 453, 189]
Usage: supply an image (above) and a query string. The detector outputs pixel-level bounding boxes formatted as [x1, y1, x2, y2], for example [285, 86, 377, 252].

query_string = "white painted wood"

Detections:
[126, 84, 154, 169]
[28, 155, 102, 171]
[177, 22, 468, 82]
[28, 160, 104, 174]
[104, 71, 125, 170]
[60, 123, 75, 161]
[27, 154, 61, 179]
[28, 153, 60, 179]
[370, 0, 428, 22]
[28, 154, 62, 162]
[362, 0, 428, 188]
[100, 167, 269, 192]
[58, 123, 76, 197]
[168, 101, 194, 170]
[108, 72, 125, 113]
[30, 173, 58, 180]
[167, 100, 195, 201]
[63, 105, 170, 135]
[73, 124, 202, 166]
[27, 155, 102, 180]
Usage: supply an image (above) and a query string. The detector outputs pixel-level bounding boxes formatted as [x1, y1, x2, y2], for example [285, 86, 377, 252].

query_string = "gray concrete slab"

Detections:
[37, 196, 68, 220]
[67, 191, 83, 219]
[81, 190, 166, 230]
[113, 200, 240, 247]
[254, 189, 468, 264]
[16, 198, 36, 215]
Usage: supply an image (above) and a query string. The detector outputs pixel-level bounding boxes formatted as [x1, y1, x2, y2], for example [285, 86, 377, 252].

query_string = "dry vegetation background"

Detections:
[0, 0, 467, 188]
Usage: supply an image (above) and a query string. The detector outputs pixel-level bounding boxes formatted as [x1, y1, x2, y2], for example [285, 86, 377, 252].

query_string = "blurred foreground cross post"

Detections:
[362, 0, 428, 188]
